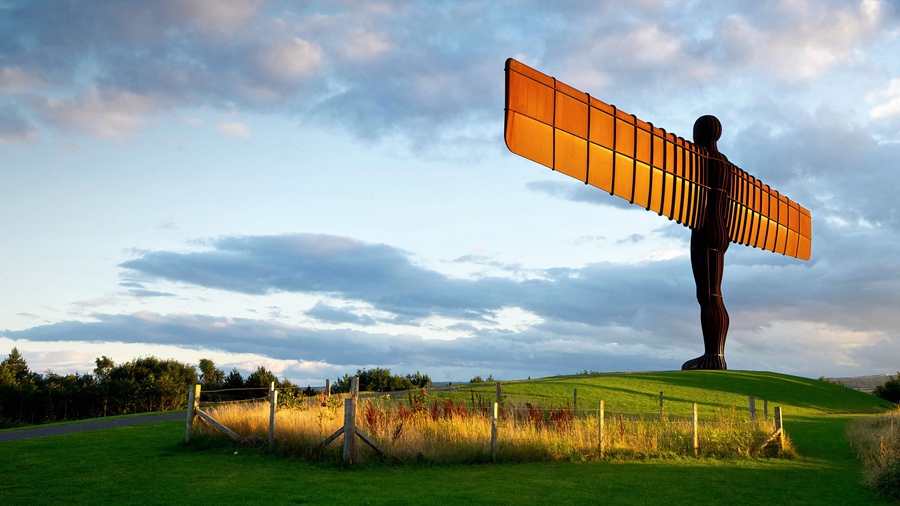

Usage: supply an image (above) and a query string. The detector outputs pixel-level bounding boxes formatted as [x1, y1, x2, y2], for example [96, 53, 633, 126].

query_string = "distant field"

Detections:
[1, 370, 896, 505]
[831, 374, 896, 393]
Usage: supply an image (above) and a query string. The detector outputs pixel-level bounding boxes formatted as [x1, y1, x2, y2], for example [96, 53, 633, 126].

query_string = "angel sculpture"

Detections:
[504, 59, 811, 370]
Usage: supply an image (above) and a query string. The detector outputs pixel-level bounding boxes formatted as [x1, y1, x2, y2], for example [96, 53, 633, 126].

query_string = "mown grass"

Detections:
[0, 410, 177, 434]
[1, 370, 896, 505]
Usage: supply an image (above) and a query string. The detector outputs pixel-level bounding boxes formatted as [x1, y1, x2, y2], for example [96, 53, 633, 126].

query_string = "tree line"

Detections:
[0, 348, 296, 428]
[0, 348, 438, 428]
[331, 368, 432, 394]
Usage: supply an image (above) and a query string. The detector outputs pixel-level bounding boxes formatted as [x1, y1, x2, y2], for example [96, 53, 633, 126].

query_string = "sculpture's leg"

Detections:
[683, 243, 728, 370]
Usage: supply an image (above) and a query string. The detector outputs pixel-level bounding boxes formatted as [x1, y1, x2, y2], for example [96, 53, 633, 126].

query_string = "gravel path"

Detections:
[0, 412, 185, 442]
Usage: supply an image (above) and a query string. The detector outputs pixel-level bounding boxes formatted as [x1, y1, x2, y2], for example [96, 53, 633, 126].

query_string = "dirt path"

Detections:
[0, 412, 185, 442]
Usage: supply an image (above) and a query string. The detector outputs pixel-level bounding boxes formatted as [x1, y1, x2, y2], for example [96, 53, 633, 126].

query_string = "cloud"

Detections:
[115, 231, 900, 365]
[0, 312, 685, 380]
[32, 89, 162, 141]
[1, 1, 894, 151]
[110, 231, 900, 378]
[128, 289, 176, 298]
[5, 302, 896, 381]
[730, 106, 900, 231]
[3, 1, 900, 381]
[869, 78, 900, 119]
[256, 37, 323, 83]
[307, 302, 377, 326]
[0, 104, 36, 141]
[120, 234, 517, 322]
[174, 0, 266, 38]
[216, 121, 252, 140]
[0, 66, 44, 91]
[716, 0, 884, 82]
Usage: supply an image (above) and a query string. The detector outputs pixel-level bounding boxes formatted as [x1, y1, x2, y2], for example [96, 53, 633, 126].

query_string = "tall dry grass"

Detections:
[194, 395, 791, 464]
[847, 410, 900, 502]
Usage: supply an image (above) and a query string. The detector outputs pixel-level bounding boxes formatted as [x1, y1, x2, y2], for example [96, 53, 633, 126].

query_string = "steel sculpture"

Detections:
[503, 58, 812, 370]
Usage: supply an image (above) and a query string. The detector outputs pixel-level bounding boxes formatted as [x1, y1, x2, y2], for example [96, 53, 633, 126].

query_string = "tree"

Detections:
[223, 368, 244, 389]
[406, 371, 432, 389]
[1, 347, 31, 383]
[94, 356, 114, 382]
[470, 374, 494, 384]
[332, 368, 428, 393]
[198, 358, 225, 388]
[874, 373, 900, 404]
[105, 356, 196, 413]
[245, 366, 279, 389]
[94, 356, 115, 416]
[332, 373, 352, 394]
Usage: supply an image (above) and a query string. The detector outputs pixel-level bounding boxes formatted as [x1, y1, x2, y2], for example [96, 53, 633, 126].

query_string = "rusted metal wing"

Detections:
[504, 58, 811, 260]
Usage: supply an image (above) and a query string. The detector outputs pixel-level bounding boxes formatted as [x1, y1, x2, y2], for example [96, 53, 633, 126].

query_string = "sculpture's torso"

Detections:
[693, 150, 731, 253]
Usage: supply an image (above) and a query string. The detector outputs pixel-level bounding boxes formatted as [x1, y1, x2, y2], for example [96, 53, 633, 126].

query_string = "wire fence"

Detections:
[185, 379, 788, 464]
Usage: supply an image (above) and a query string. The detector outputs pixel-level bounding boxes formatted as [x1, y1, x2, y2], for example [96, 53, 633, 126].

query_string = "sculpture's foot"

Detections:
[681, 354, 727, 370]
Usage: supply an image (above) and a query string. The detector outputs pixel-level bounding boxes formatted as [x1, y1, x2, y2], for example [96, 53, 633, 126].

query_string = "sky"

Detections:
[2, 0, 900, 385]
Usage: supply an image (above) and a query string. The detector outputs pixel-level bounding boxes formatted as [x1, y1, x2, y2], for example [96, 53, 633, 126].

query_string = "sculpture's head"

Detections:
[693, 115, 722, 151]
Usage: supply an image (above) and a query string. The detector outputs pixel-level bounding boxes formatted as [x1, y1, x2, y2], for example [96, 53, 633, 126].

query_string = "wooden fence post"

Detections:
[326, 378, 331, 399]
[764, 399, 768, 421]
[659, 392, 664, 421]
[775, 406, 784, 451]
[573, 388, 577, 413]
[598, 400, 605, 459]
[491, 401, 499, 462]
[185, 383, 200, 443]
[342, 377, 359, 463]
[491, 382, 500, 462]
[692, 402, 699, 456]
[749, 396, 756, 422]
[268, 381, 277, 450]
[342, 398, 357, 463]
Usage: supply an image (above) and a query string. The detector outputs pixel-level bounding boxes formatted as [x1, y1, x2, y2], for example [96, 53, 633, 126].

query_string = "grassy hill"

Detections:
[1, 370, 896, 505]
[450, 370, 896, 417]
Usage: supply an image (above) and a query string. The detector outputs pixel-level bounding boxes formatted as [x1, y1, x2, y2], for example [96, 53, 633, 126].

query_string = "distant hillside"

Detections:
[828, 374, 896, 393]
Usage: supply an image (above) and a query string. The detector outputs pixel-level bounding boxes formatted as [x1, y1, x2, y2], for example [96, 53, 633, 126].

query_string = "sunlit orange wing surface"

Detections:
[504, 58, 811, 260]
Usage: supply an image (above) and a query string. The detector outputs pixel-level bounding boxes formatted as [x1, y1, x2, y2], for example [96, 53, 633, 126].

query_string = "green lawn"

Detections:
[1, 370, 896, 505]
[0, 410, 177, 434]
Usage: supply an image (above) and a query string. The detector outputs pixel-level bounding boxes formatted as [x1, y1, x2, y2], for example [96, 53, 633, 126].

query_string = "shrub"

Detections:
[847, 412, 900, 501]
[874, 373, 900, 404]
